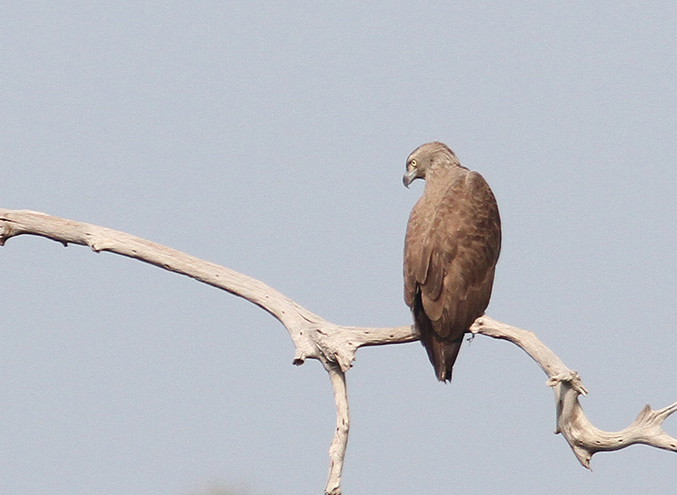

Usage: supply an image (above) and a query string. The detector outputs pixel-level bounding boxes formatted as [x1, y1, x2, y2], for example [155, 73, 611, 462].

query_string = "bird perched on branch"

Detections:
[403, 142, 501, 382]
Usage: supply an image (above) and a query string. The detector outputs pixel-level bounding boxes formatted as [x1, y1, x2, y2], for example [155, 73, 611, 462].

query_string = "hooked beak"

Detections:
[402, 169, 417, 188]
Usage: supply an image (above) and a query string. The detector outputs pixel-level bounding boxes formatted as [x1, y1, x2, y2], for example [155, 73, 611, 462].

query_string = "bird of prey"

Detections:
[403, 142, 501, 382]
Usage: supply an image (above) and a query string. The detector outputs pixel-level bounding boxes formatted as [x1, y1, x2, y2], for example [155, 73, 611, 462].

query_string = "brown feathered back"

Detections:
[403, 142, 501, 381]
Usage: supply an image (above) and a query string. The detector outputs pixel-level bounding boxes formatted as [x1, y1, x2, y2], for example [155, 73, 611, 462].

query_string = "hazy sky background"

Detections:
[1, 2, 676, 494]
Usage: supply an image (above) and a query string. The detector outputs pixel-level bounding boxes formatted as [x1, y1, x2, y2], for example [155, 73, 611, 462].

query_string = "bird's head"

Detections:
[403, 141, 459, 188]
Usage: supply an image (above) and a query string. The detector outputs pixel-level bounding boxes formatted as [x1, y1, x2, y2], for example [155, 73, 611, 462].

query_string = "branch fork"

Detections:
[1, 209, 675, 494]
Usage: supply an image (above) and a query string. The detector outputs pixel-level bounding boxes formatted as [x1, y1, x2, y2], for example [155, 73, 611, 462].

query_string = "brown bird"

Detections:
[403, 142, 501, 382]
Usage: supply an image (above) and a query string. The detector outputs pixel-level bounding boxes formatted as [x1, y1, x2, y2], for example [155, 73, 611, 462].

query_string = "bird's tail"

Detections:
[419, 325, 463, 382]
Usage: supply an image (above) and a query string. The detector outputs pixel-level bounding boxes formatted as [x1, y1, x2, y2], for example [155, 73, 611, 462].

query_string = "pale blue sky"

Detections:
[1, 2, 676, 494]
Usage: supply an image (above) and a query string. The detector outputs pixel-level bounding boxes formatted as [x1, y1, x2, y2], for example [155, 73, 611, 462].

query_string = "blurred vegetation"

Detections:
[187, 480, 253, 495]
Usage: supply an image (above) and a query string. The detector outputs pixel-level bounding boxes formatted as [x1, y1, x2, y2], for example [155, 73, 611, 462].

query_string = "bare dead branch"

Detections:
[325, 364, 349, 495]
[470, 317, 677, 468]
[1, 209, 675, 494]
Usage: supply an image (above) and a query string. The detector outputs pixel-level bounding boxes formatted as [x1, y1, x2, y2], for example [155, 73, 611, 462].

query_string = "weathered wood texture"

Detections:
[1, 209, 675, 495]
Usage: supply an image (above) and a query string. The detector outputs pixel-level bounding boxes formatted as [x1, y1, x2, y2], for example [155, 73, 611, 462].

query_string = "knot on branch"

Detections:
[315, 327, 359, 373]
[285, 312, 359, 373]
[547, 370, 588, 396]
[84, 231, 115, 253]
[0, 218, 17, 246]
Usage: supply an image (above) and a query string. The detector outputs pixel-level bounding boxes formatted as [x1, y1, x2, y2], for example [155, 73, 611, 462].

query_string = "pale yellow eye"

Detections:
[410, 159, 418, 168]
